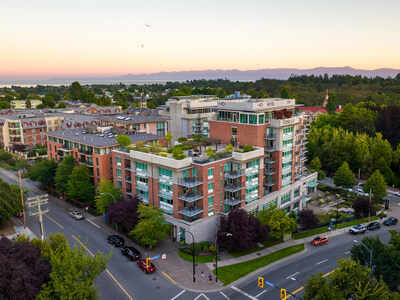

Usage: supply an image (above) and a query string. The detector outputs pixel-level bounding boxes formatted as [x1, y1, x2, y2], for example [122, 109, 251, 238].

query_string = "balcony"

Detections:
[264, 157, 276, 164]
[126, 176, 131, 183]
[264, 181, 276, 187]
[265, 168, 275, 175]
[193, 122, 203, 128]
[224, 196, 244, 206]
[59, 147, 72, 152]
[79, 149, 93, 156]
[264, 133, 276, 140]
[300, 166, 307, 171]
[158, 189, 173, 200]
[295, 152, 301, 157]
[294, 173, 301, 179]
[265, 145, 277, 152]
[126, 189, 132, 196]
[135, 184, 149, 192]
[125, 164, 132, 171]
[178, 192, 203, 203]
[137, 194, 149, 204]
[179, 205, 203, 217]
[136, 168, 148, 177]
[158, 175, 172, 185]
[300, 156, 307, 161]
[224, 169, 244, 179]
[224, 182, 245, 193]
[178, 177, 203, 187]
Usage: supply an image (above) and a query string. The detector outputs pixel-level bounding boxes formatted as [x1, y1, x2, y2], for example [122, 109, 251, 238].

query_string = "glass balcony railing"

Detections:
[178, 192, 203, 203]
[178, 206, 203, 217]
[224, 169, 244, 178]
[177, 177, 203, 187]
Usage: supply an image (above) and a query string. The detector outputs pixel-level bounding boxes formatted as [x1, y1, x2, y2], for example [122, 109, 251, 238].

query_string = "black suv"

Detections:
[383, 217, 398, 226]
[121, 246, 141, 261]
[367, 221, 381, 231]
[107, 235, 125, 247]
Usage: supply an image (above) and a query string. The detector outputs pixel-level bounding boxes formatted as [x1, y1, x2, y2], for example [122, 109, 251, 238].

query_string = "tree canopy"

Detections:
[0, 179, 22, 225]
[95, 178, 121, 214]
[54, 154, 74, 194]
[258, 205, 297, 240]
[67, 165, 95, 204]
[333, 161, 356, 189]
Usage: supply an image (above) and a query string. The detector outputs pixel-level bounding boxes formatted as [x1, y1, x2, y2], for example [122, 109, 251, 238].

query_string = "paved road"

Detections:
[3, 169, 399, 300]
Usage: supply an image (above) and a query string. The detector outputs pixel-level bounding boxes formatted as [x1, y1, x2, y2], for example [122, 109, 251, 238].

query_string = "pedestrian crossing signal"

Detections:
[281, 288, 286, 299]
[258, 277, 264, 288]
[146, 258, 151, 268]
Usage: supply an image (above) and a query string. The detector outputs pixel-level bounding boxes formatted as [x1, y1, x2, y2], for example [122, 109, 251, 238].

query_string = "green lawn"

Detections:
[178, 250, 215, 263]
[293, 216, 379, 240]
[213, 244, 305, 285]
[229, 240, 282, 258]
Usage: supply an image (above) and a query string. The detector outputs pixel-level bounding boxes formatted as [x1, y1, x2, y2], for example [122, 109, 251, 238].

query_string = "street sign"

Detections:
[258, 277, 264, 288]
[162, 253, 166, 263]
[281, 289, 286, 300]
[265, 280, 274, 287]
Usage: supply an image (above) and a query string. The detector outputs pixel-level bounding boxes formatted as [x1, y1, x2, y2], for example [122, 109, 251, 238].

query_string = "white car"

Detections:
[394, 192, 400, 197]
[69, 211, 84, 220]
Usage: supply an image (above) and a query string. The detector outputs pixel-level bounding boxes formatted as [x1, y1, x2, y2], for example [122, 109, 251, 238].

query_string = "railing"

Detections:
[178, 192, 203, 203]
[126, 189, 132, 196]
[265, 145, 277, 152]
[264, 181, 275, 187]
[224, 169, 244, 178]
[264, 158, 276, 164]
[137, 194, 149, 204]
[224, 196, 245, 206]
[126, 176, 132, 183]
[177, 177, 203, 187]
[224, 182, 245, 192]
[125, 165, 132, 171]
[178, 205, 203, 217]
[264, 133, 276, 140]
[264, 168, 275, 175]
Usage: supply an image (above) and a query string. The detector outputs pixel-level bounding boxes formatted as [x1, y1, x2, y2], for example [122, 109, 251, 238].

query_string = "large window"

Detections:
[208, 168, 213, 179]
[136, 162, 148, 171]
[262, 198, 278, 210]
[246, 159, 259, 169]
[294, 187, 300, 198]
[259, 114, 264, 124]
[240, 114, 248, 124]
[116, 156, 121, 165]
[283, 127, 293, 134]
[159, 167, 172, 177]
[208, 196, 214, 207]
[117, 169, 122, 177]
[281, 191, 291, 205]
[249, 114, 257, 124]
[208, 183, 214, 194]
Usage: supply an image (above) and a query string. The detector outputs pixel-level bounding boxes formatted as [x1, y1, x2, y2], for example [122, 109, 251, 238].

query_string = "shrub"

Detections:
[172, 148, 186, 160]
[167, 148, 174, 153]
[209, 243, 216, 252]
[326, 199, 332, 203]
[160, 152, 168, 157]
[177, 137, 187, 143]
[243, 145, 255, 152]
[318, 199, 324, 206]
[203, 245, 210, 253]
[317, 196, 322, 199]
[140, 147, 150, 153]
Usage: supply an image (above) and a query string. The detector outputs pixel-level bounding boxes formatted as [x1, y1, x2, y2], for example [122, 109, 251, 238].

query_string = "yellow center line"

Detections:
[43, 213, 64, 229]
[160, 271, 177, 284]
[285, 269, 336, 299]
[71, 235, 134, 300]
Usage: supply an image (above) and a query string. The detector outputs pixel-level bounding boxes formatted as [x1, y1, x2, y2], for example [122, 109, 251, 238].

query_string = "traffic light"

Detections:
[146, 258, 151, 268]
[258, 277, 264, 288]
[281, 288, 286, 300]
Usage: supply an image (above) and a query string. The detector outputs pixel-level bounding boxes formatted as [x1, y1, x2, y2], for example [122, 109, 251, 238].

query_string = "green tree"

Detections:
[25, 99, 32, 108]
[67, 165, 95, 204]
[32, 233, 109, 300]
[0, 179, 22, 225]
[258, 205, 296, 240]
[172, 147, 186, 160]
[303, 273, 344, 300]
[333, 161, 356, 189]
[36, 103, 45, 109]
[95, 178, 121, 214]
[69, 81, 83, 100]
[116, 134, 131, 148]
[364, 169, 387, 204]
[54, 155, 74, 195]
[371, 133, 393, 178]
[130, 203, 170, 247]
[206, 147, 215, 158]
[280, 87, 290, 98]
[165, 132, 173, 147]
[326, 92, 338, 115]
[28, 159, 57, 187]
[56, 102, 67, 108]
[225, 144, 234, 153]
[309, 156, 325, 180]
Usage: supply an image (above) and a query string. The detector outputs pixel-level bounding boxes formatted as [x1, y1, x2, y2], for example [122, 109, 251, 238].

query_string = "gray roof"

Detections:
[46, 129, 162, 148]
[96, 114, 168, 124]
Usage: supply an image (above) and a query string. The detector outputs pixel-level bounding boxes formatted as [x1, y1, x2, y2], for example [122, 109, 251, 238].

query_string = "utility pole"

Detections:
[369, 188, 372, 221]
[18, 170, 26, 228]
[26, 194, 49, 241]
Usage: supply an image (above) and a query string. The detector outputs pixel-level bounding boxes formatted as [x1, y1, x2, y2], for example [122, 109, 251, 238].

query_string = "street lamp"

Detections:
[215, 232, 232, 283]
[291, 277, 305, 286]
[100, 192, 117, 233]
[354, 240, 373, 269]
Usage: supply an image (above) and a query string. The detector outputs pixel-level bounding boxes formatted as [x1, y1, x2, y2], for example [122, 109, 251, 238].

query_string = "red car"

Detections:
[311, 235, 328, 246]
[137, 259, 156, 273]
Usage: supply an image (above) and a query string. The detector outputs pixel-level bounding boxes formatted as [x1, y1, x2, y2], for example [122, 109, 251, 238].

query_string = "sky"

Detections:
[1, 0, 400, 79]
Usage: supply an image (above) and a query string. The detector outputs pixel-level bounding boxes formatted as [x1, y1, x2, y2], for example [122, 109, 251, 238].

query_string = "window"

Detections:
[48, 121, 52, 125]
[116, 156, 121, 165]
[208, 209, 214, 216]
[208, 196, 214, 207]
[224, 162, 231, 172]
[95, 148, 100, 154]
[32, 136, 36, 141]
[96, 158, 99, 166]
[281, 191, 291, 206]
[259, 114, 264, 124]
[32, 129, 36, 133]
[294, 187, 300, 198]
[183, 169, 188, 179]
[208, 168, 213, 179]
[117, 181, 122, 188]
[136, 162, 148, 172]
[159, 167, 172, 177]
[193, 167, 198, 178]
[249, 114, 257, 124]
[208, 182, 214, 194]
[246, 159, 259, 169]
[110, 157, 113, 164]
[97, 169, 100, 176]
[231, 127, 237, 136]
[262, 198, 277, 210]
[74, 142, 79, 148]
[240, 114, 248, 124]
[117, 169, 122, 177]
[283, 127, 293, 134]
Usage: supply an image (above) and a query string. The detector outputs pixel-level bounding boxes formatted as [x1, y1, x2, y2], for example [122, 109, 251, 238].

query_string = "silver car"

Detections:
[69, 211, 84, 220]
[349, 224, 366, 234]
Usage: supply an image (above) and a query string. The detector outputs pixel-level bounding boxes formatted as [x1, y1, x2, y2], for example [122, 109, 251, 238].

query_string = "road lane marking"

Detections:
[43, 213, 64, 229]
[345, 251, 350, 254]
[220, 291, 230, 299]
[286, 271, 299, 279]
[86, 219, 100, 228]
[194, 293, 210, 300]
[231, 286, 257, 300]
[171, 290, 185, 300]
[71, 235, 133, 300]
[160, 270, 177, 284]
[316, 259, 328, 265]
[255, 289, 268, 298]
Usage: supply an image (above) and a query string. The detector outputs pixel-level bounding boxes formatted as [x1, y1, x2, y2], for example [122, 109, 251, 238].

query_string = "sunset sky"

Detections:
[1, 0, 400, 79]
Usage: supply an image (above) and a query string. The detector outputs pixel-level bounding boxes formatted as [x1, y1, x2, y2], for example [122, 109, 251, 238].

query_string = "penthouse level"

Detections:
[47, 127, 165, 186]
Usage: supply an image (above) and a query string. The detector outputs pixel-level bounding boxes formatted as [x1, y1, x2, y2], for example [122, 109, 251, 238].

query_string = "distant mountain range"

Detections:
[2, 67, 400, 85]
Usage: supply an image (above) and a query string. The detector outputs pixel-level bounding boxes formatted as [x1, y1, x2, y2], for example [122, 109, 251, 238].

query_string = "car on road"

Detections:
[366, 221, 381, 231]
[383, 217, 399, 226]
[69, 211, 84, 220]
[137, 259, 156, 273]
[107, 235, 125, 247]
[394, 192, 400, 197]
[349, 224, 367, 234]
[311, 235, 328, 246]
[121, 246, 141, 261]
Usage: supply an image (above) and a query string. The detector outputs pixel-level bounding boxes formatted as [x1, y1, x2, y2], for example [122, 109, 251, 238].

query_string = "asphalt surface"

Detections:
[2, 169, 399, 300]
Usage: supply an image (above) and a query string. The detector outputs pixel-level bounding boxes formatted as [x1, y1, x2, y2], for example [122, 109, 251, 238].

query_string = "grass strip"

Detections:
[229, 240, 282, 258]
[213, 243, 305, 285]
[178, 250, 215, 263]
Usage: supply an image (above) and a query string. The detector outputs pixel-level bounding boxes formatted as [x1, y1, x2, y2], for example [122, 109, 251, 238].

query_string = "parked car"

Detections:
[394, 192, 400, 197]
[121, 246, 141, 261]
[367, 221, 381, 231]
[383, 217, 399, 226]
[349, 224, 367, 234]
[107, 235, 125, 247]
[311, 235, 328, 246]
[69, 211, 84, 220]
[16, 212, 24, 217]
[137, 259, 156, 273]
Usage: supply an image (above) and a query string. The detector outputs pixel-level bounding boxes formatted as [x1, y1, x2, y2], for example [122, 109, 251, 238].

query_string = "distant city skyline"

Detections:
[1, 0, 400, 79]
